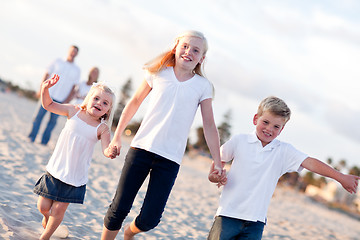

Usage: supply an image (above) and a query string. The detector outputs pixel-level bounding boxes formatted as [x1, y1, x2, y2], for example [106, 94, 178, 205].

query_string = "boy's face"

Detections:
[253, 111, 286, 147]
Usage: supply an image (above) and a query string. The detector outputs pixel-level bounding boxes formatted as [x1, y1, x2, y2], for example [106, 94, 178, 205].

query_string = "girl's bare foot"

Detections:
[124, 222, 140, 240]
[42, 215, 49, 229]
[124, 224, 135, 240]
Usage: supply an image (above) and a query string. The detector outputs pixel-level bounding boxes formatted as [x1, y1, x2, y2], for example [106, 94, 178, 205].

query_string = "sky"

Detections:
[1, 0, 359, 168]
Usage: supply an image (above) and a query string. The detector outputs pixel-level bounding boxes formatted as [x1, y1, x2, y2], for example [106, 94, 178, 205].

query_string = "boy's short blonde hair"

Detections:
[257, 96, 291, 123]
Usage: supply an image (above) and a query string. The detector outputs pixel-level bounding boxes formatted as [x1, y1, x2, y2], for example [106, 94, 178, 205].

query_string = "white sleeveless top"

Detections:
[46, 110, 103, 187]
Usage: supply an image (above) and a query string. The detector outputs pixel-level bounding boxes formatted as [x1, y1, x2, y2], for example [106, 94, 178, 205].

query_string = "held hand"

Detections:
[106, 146, 117, 159]
[105, 145, 118, 159]
[109, 139, 122, 156]
[208, 169, 227, 187]
[43, 74, 60, 89]
[208, 169, 221, 183]
[217, 169, 227, 188]
[208, 162, 227, 187]
[340, 174, 360, 194]
[214, 164, 223, 175]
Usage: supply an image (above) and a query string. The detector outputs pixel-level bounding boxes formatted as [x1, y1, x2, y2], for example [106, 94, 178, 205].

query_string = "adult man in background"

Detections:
[28, 45, 81, 145]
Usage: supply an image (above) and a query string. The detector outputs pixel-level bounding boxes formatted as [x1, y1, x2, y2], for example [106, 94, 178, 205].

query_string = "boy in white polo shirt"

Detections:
[207, 96, 360, 240]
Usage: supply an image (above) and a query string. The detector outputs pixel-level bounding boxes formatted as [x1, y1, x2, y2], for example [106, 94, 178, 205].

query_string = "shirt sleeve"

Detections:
[281, 143, 308, 174]
[73, 67, 81, 84]
[46, 58, 59, 74]
[220, 135, 238, 163]
[199, 80, 213, 102]
[144, 70, 154, 88]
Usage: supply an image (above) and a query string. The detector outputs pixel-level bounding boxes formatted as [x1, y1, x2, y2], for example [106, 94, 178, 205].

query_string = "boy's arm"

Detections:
[41, 74, 73, 117]
[301, 157, 360, 194]
[200, 98, 222, 172]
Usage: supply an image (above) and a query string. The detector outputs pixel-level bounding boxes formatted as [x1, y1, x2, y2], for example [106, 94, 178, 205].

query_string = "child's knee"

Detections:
[51, 202, 69, 217]
[135, 217, 160, 232]
[104, 208, 129, 231]
[38, 205, 50, 215]
[37, 197, 52, 213]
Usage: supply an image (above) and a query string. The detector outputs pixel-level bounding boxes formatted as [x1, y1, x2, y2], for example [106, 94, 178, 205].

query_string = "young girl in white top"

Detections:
[33, 74, 117, 240]
[101, 30, 224, 240]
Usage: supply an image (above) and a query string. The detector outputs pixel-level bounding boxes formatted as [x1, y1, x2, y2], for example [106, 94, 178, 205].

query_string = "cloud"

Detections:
[1, 0, 359, 165]
[325, 100, 360, 143]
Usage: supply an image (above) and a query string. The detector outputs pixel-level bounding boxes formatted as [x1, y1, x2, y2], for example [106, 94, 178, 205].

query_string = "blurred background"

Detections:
[1, 0, 359, 169]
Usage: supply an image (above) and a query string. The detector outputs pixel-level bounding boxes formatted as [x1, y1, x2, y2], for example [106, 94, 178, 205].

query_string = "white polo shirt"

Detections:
[216, 132, 308, 223]
[48, 58, 81, 102]
[131, 67, 213, 165]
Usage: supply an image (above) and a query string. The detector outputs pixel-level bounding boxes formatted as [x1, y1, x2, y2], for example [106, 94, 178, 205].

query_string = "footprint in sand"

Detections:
[53, 225, 69, 239]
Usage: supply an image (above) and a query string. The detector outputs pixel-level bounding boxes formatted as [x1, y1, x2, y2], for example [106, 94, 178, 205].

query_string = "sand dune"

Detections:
[0, 92, 359, 240]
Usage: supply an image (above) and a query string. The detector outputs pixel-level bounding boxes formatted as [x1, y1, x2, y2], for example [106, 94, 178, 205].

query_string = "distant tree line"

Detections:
[112, 78, 132, 130]
[0, 77, 37, 101]
[192, 110, 232, 153]
[279, 157, 360, 192]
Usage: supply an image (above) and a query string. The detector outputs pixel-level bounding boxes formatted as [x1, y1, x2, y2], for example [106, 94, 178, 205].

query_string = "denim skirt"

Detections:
[33, 172, 86, 204]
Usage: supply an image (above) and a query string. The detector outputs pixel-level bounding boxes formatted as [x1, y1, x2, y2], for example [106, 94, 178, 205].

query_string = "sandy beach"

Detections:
[0, 91, 359, 240]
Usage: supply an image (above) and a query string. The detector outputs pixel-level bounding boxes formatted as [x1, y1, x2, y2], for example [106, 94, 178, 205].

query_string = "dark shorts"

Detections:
[33, 172, 86, 204]
[208, 216, 265, 240]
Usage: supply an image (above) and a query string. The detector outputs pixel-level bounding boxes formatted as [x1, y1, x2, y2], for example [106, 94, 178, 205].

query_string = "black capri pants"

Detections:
[104, 147, 180, 231]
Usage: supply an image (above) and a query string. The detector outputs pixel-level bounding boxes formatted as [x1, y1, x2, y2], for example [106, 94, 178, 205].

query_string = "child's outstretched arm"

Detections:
[41, 74, 59, 108]
[200, 98, 223, 173]
[110, 80, 151, 155]
[41, 74, 74, 117]
[301, 157, 360, 194]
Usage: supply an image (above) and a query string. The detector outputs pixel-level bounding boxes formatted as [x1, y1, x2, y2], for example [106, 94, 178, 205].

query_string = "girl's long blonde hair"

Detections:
[80, 82, 115, 122]
[144, 31, 208, 77]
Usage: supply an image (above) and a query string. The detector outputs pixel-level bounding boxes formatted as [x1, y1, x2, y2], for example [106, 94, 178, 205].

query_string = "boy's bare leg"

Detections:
[124, 219, 142, 240]
[101, 226, 119, 240]
[40, 201, 69, 240]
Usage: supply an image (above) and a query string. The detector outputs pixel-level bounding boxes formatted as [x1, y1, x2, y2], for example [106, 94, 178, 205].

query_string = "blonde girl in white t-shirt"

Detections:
[33, 74, 117, 240]
[101, 30, 224, 240]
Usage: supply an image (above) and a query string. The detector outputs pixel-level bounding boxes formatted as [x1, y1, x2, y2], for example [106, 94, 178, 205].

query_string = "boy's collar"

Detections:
[248, 132, 260, 143]
[248, 131, 280, 149]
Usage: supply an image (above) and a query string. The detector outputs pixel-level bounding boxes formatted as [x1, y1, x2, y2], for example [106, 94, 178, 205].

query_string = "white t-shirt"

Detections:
[216, 132, 308, 223]
[48, 58, 81, 102]
[46, 111, 103, 187]
[72, 81, 91, 105]
[131, 67, 213, 164]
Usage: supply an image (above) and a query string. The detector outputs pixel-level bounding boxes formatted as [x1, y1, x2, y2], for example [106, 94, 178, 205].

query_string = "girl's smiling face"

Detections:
[253, 111, 286, 147]
[174, 36, 205, 71]
[87, 88, 113, 119]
